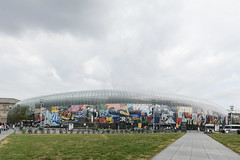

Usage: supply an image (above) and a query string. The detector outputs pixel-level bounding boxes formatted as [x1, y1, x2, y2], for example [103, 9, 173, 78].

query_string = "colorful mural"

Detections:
[34, 104, 226, 127]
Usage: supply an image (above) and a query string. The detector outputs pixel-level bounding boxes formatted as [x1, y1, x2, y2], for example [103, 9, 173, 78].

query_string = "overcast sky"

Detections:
[0, 0, 240, 110]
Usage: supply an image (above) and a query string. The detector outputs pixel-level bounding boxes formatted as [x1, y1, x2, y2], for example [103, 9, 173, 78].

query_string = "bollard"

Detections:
[59, 128, 63, 134]
[65, 128, 68, 134]
[52, 128, 56, 134]
[28, 129, 32, 134]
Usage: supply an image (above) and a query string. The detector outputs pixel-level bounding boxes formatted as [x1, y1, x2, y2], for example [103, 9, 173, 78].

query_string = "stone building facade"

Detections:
[0, 98, 19, 124]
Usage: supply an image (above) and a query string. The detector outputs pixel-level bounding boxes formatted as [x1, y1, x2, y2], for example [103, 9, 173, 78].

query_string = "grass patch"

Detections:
[208, 134, 240, 154]
[0, 133, 184, 160]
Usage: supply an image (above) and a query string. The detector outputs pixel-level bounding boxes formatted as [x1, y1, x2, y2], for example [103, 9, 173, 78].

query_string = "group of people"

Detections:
[0, 124, 9, 134]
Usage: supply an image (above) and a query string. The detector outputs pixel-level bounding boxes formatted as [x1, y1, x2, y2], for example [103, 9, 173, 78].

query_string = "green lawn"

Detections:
[0, 133, 184, 160]
[208, 134, 240, 154]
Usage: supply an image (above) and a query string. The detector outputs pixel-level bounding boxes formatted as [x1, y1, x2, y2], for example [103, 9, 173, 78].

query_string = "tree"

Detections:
[7, 105, 29, 124]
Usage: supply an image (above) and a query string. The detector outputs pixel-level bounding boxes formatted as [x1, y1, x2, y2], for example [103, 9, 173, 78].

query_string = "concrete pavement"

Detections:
[152, 131, 240, 160]
[0, 129, 13, 141]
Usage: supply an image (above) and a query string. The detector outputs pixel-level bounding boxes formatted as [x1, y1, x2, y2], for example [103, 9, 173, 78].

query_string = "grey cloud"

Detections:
[1, 0, 240, 110]
[0, 0, 111, 37]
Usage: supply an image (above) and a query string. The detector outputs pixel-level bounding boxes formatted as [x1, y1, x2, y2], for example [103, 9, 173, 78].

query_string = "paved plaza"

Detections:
[152, 131, 240, 160]
[0, 129, 13, 141]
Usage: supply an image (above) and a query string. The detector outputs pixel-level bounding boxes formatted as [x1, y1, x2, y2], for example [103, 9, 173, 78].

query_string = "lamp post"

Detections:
[40, 99, 44, 128]
[152, 99, 156, 131]
[230, 105, 234, 124]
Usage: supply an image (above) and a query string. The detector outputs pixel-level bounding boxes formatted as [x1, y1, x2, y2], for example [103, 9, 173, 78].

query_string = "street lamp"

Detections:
[230, 105, 234, 124]
[152, 99, 156, 131]
[40, 99, 44, 128]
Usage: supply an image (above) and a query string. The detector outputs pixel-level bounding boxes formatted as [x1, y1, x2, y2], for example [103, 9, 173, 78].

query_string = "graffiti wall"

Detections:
[34, 104, 226, 127]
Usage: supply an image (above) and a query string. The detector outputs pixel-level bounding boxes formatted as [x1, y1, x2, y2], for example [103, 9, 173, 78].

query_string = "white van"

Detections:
[224, 124, 240, 133]
[205, 124, 214, 133]
[205, 124, 223, 133]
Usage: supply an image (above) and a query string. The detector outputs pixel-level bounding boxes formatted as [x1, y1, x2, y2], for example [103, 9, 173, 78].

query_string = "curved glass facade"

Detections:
[10, 90, 227, 128]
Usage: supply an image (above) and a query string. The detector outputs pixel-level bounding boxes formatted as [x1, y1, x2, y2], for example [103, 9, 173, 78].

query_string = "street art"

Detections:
[34, 104, 226, 127]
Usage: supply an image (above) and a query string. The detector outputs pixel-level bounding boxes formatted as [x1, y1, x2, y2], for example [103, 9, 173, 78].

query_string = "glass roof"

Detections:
[15, 89, 227, 115]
